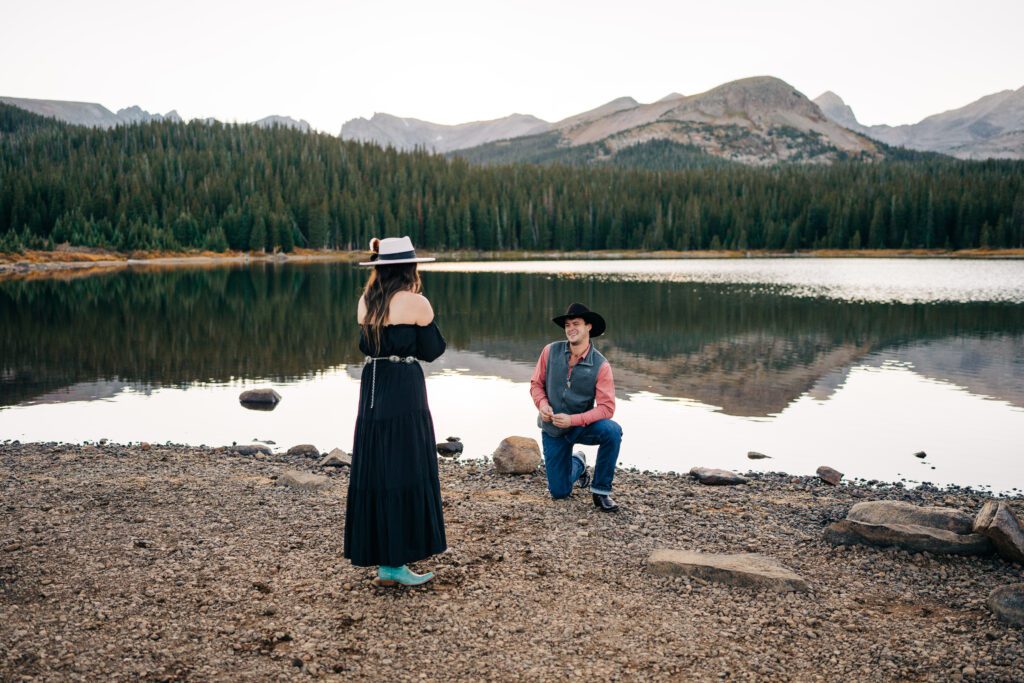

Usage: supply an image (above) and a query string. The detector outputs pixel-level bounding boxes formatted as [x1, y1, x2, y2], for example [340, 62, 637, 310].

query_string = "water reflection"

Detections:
[2, 263, 1024, 417]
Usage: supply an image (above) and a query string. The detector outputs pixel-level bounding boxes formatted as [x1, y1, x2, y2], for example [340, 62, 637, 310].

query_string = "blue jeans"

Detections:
[541, 419, 622, 499]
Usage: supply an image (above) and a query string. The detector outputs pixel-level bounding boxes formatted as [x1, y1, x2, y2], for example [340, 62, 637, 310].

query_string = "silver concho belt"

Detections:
[364, 355, 417, 408]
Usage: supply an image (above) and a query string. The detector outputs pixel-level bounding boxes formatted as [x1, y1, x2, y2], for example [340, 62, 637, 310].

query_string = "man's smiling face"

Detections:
[564, 317, 591, 347]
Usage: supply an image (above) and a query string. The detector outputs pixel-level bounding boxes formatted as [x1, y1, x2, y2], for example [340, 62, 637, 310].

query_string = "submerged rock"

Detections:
[689, 467, 749, 486]
[824, 519, 993, 556]
[847, 500, 973, 534]
[646, 548, 808, 593]
[973, 500, 1024, 563]
[492, 437, 541, 474]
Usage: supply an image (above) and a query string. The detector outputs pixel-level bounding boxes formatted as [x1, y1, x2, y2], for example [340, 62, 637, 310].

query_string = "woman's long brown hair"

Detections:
[361, 263, 422, 354]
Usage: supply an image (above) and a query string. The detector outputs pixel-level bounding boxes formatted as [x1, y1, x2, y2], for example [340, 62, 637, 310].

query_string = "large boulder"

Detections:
[647, 549, 808, 593]
[824, 519, 993, 556]
[492, 437, 541, 474]
[689, 467, 748, 486]
[847, 500, 973, 535]
[988, 584, 1024, 627]
[973, 500, 1024, 563]
[277, 470, 330, 491]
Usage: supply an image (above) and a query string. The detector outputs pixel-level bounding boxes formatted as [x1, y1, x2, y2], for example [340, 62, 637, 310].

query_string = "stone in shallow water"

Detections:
[988, 583, 1024, 626]
[824, 519, 993, 556]
[646, 549, 808, 593]
[689, 467, 749, 485]
[847, 500, 973, 534]
[277, 470, 330, 490]
[492, 436, 541, 474]
[239, 388, 282, 405]
[973, 500, 1024, 563]
[816, 466, 843, 486]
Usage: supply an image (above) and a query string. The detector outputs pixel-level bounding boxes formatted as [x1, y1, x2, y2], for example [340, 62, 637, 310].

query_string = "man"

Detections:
[530, 302, 623, 512]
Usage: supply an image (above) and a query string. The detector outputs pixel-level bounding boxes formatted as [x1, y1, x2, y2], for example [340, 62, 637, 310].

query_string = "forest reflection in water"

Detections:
[2, 262, 1023, 415]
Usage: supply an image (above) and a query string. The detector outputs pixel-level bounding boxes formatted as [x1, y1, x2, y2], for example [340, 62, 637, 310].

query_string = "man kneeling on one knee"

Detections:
[530, 303, 623, 512]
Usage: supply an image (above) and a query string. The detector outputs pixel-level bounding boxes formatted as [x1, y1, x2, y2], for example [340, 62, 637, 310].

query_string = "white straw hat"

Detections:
[358, 236, 436, 266]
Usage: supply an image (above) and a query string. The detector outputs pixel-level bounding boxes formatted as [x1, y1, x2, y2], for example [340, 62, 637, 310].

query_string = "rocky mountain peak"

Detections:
[813, 91, 861, 130]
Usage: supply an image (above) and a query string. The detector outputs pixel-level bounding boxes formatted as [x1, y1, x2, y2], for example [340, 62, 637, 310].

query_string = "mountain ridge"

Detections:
[813, 88, 1024, 159]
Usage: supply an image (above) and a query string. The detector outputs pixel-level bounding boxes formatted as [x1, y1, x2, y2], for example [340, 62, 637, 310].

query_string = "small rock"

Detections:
[816, 466, 843, 486]
[319, 449, 352, 468]
[914, 451, 927, 458]
[233, 444, 272, 457]
[133, 539, 153, 549]
[239, 388, 282, 405]
[961, 665, 976, 678]
[139, 442, 151, 451]
[277, 470, 330, 491]
[824, 519, 993, 556]
[492, 437, 541, 474]
[987, 583, 1024, 627]
[437, 437, 464, 457]
[647, 548, 808, 593]
[747, 451, 771, 460]
[2, 542, 22, 552]
[689, 467, 749, 486]
[253, 581, 273, 594]
[973, 500, 1024, 563]
[287, 444, 320, 458]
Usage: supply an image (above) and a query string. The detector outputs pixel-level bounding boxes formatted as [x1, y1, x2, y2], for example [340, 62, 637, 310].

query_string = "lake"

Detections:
[2, 258, 1023, 491]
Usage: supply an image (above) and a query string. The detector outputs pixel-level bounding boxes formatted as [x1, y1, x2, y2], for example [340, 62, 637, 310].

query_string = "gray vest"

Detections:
[537, 341, 607, 437]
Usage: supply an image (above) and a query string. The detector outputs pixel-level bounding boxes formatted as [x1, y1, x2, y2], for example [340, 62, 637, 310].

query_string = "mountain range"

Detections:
[5, 77, 1023, 165]
[813, 87, 1024, 160]
[0, 96, 311, 132]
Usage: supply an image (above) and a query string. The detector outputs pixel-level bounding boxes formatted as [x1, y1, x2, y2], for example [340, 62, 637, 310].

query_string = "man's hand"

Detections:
[539, 404, 554, 423]
[552, 413, 573, 429]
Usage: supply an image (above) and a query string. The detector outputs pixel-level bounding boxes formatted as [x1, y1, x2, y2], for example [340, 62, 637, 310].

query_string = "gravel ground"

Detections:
[2, 441, 1022, 682]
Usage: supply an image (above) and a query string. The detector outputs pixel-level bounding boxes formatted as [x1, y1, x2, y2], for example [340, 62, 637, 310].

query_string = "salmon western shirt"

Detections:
[530, 343, 616, 427]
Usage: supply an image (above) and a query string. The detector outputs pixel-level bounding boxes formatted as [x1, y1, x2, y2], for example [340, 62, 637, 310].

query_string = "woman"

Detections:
[344, 235, 447, 586]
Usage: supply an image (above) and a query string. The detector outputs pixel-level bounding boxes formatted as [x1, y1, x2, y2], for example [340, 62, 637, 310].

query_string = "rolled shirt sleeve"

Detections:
[530, 344, 552, 412]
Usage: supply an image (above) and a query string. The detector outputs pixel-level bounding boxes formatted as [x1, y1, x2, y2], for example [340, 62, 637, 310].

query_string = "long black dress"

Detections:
[343, 322, 448, 567]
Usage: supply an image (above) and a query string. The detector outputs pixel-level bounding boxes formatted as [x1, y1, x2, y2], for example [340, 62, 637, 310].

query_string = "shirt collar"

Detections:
[565, 341, 593, 366]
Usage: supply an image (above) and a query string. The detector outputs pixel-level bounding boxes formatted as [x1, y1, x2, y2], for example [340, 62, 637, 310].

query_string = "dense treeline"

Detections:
[1, 103, 1023, 253]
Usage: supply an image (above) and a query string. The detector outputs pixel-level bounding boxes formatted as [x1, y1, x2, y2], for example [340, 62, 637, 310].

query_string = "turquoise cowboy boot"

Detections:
[377, 565, 434, 586]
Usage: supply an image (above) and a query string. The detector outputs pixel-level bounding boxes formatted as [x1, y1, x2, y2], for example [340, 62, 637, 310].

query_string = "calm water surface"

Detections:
[2, 259, 1022, 491]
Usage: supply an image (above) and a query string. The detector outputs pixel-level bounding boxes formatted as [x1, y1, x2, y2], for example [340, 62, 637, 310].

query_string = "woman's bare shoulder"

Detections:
[389, 291, 434, 325]
[356, 295, 367, 324]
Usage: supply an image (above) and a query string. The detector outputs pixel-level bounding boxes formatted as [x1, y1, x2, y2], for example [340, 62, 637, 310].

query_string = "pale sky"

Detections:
[3, 0, 1022, 133]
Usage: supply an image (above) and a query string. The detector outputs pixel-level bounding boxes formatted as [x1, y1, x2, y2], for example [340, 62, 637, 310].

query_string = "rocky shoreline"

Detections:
[2, 441, 1023, 681]
[3, 247, 1024, 279]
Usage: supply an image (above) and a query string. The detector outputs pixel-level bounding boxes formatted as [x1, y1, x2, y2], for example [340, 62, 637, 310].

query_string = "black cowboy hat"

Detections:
[552, 302, 606, 338]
